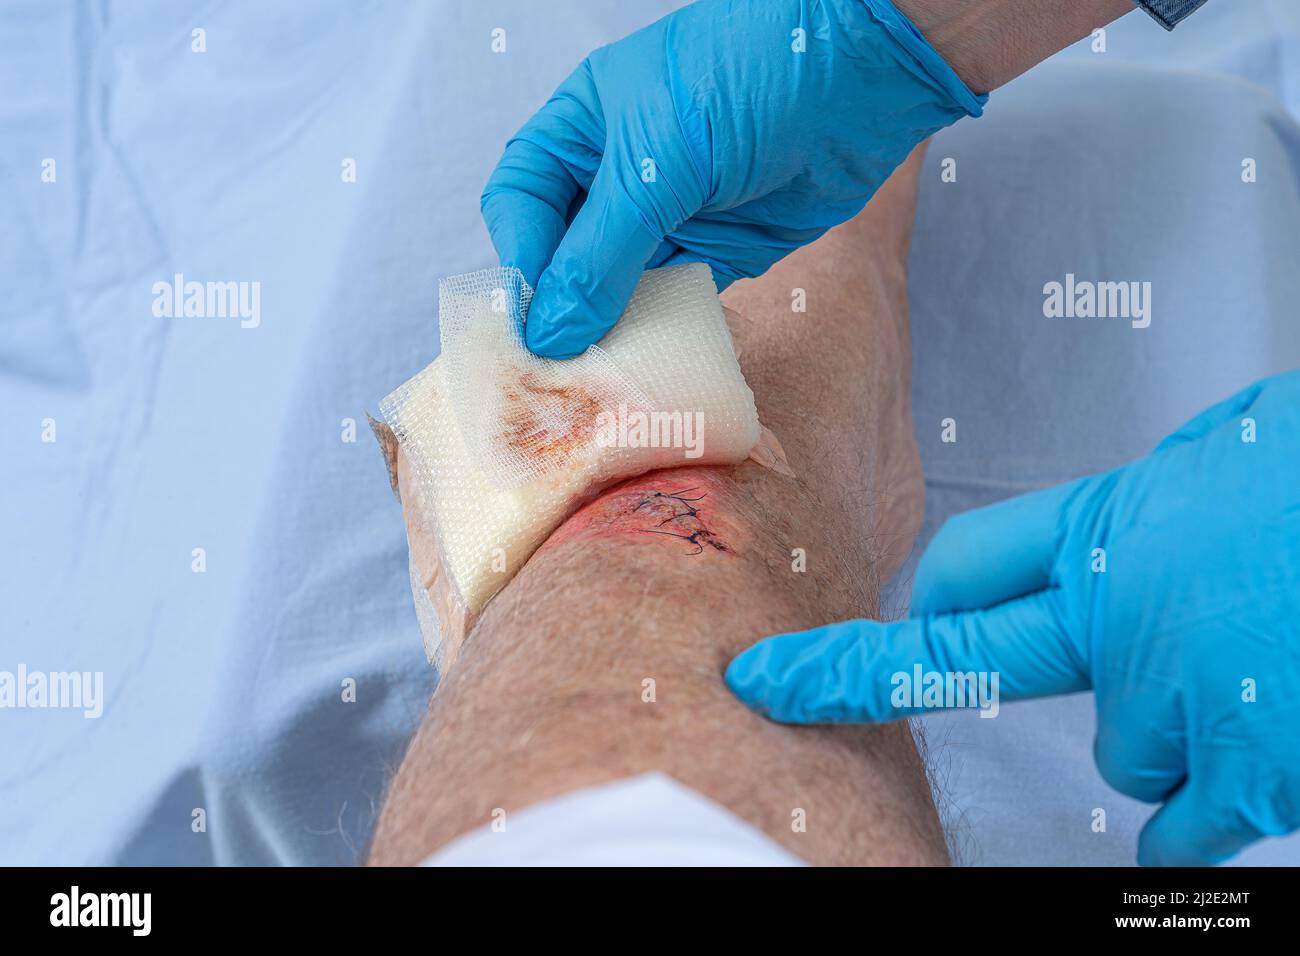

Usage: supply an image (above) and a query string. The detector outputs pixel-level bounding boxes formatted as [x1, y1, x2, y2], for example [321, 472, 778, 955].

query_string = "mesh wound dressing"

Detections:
[379, 263, 789, 667]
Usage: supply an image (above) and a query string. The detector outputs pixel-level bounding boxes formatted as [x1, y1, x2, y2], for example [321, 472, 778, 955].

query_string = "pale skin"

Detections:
[894, 0, 1136, 94]
[369, 146, 941, 866]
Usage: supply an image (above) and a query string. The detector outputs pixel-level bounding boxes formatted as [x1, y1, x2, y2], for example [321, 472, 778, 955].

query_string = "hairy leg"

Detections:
[370, 146, 937, 866]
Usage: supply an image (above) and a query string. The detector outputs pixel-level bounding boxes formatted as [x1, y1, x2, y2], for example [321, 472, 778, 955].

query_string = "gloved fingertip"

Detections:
[724, 642, 777, 705]
[1135, 789, 1251, 868]
[480, 188, 567, 293]
[728, 636, 823, 723]
[1135, 826, 1196, 868]
[522, 292, 590, 359]
[724, 628, 865, 724]
[1134, 837, 1171, 868]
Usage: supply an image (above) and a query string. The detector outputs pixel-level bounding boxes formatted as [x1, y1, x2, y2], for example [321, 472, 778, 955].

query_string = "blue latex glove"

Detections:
[727, 372, 1300, 866]
[480, 0, 985, 358]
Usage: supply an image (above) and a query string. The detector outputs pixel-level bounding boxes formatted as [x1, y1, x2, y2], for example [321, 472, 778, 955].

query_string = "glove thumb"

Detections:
[525, 161, 664, 359]
[1137, 768, 1262, 867]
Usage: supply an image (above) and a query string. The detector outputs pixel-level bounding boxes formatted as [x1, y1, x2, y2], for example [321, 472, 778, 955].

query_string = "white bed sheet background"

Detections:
[901, 2, 1300, 866]
[1, 0, 1296, 865]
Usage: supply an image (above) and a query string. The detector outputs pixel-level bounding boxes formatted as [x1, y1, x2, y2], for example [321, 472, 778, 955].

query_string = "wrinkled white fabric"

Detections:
[422, 773, 806, 866]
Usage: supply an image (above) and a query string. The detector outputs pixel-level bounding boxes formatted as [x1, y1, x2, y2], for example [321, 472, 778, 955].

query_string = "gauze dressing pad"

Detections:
[378, 263, 790, 668]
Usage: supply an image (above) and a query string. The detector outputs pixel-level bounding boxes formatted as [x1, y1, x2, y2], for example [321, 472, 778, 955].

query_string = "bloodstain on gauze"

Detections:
[377, 263, 791, 670]
[497, 371, 606, 470]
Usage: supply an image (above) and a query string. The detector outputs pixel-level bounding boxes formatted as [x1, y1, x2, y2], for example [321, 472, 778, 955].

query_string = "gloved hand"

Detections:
[480, 0, 985, 358]
[726, 372, 1300, 866]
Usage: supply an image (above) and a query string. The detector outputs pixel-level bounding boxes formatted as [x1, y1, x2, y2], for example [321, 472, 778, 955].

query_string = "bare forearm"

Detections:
[895, 0, 1136, 92]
